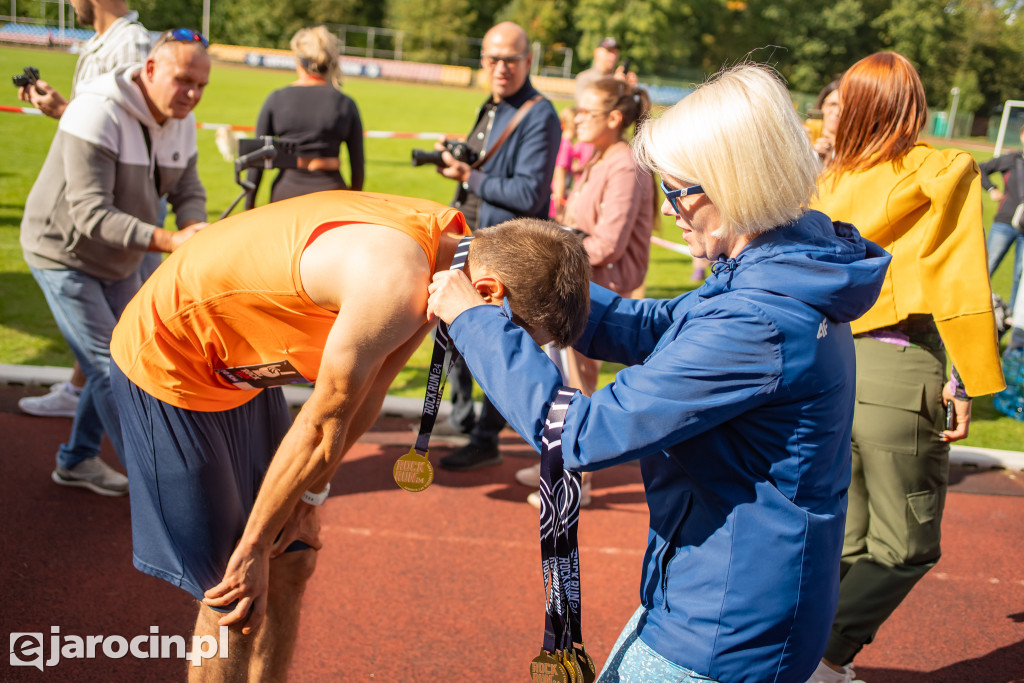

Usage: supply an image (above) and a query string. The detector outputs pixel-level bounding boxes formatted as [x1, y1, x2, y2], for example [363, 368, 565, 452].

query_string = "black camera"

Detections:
[411, 140, 478, 168]
[236, 136, 298, 171]
[12, 66, 43, 93]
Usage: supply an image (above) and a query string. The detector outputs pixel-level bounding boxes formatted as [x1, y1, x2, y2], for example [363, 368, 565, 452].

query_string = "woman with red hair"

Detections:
[807, 52, 1005, 683]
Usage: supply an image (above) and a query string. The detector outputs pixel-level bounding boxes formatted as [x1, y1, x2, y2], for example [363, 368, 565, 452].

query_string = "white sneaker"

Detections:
[527, 478, 592, 509]
[515, 463, 541, 487]
[19, 382, 80, 418]
[52, 457, 129, 497]
[805, 659, 862, 683]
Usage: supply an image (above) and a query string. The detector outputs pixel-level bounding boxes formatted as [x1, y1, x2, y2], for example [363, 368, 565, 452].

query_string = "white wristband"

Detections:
[301, 482, 330, 506]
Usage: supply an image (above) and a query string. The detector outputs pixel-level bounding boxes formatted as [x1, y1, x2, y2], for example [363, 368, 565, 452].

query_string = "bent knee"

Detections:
[272, 547, 318, 586]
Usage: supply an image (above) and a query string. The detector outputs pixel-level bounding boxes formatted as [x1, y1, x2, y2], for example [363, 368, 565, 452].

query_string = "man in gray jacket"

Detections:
[20, 29, 210, 496]
[16, 0, 152, 420]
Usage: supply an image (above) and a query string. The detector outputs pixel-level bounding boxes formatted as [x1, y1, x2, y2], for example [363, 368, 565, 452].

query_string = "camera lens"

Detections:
[411, 149, 445, 168]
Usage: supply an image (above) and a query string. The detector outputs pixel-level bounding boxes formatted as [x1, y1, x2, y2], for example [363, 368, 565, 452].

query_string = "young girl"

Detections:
[549, 106, 594, 220]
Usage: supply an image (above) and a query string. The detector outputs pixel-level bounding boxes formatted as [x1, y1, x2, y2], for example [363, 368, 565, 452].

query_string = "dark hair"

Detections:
[469, 219, 591, 348]
[815, 79, 840, 110]
[587, 77, 651, 132]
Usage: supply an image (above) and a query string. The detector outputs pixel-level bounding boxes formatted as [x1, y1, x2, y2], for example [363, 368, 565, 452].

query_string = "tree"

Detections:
[497, 0, 573, 49]
[385, 0, 479, 64]
[573, 0, 696, 79]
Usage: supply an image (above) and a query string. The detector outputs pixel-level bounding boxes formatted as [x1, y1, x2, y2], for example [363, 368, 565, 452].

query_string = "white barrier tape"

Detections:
[3, 106, 693, 256]
[650, 235, 691, 256]
[0, 105, 44, 116]
[197, 121, 255, 132]
[3, 107, 450, 139]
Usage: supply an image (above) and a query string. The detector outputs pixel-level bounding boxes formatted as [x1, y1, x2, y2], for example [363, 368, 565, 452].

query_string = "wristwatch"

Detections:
[301, 482, 331, 506]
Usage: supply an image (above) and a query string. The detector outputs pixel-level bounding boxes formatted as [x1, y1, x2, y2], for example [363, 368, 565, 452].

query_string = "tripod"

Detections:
[218, 139, 278, 221]
[218, 136, 299, 220]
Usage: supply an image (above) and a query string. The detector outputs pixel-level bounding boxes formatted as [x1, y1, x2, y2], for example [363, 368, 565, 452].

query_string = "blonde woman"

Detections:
[427, 63, 890, 682]
[246, 26, 364, 208]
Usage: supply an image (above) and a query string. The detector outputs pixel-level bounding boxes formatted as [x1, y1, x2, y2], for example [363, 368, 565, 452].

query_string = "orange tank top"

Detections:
[111, 191, 469, 411]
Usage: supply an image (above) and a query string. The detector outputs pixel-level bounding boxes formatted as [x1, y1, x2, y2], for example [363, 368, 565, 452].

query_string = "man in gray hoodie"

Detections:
[20, 29, 210, 496]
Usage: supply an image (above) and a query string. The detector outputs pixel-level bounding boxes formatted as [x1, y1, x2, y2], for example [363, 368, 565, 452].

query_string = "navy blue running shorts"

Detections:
[111, 361, 307, 603]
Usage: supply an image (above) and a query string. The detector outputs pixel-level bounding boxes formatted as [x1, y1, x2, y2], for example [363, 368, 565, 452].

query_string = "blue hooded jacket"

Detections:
[447, 211, 891, 683]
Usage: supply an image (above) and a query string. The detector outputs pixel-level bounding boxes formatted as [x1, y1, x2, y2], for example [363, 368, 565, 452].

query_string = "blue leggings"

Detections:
[598, 606, 718, 683]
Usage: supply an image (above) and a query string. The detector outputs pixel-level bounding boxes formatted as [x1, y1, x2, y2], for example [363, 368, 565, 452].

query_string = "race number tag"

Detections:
[216, 360, 309, 389]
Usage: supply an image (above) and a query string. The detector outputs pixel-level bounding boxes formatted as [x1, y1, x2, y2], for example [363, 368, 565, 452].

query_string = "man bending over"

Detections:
[109, 190, 590, 680]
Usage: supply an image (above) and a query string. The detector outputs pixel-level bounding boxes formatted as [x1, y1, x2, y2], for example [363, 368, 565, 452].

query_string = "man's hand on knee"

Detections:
[202, 542, 271, 635]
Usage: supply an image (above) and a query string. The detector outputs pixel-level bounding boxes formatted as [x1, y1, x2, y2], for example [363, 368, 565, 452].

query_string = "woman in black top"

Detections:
[246, 26, 364, 208]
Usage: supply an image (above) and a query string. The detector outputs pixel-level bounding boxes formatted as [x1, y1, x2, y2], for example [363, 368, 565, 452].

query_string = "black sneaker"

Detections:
[438, 442, 502, 471]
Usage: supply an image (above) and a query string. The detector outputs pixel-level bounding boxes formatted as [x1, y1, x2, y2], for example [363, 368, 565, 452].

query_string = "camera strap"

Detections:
[472, 95, 543, 169]
[530, 386, 597, 683]
[393, 235, 475, 492]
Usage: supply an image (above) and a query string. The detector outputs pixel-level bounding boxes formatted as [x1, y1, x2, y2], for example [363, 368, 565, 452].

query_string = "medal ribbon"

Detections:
[538, 387, 588, 658]
[412, 235, 474, 455]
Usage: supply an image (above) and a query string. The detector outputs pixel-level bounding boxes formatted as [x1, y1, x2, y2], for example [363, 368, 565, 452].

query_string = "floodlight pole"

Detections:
[994, 100, 1024, 157]
[945, 87, 959, 140]
[202, 0, 210, 42]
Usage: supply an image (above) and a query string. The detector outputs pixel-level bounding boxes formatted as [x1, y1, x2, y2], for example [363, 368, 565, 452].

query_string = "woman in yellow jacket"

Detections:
[806, 52, 1005, 683]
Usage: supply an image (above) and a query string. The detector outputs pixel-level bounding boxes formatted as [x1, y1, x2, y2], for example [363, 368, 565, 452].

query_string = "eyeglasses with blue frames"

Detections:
[158, 28, 209, 49]
[660, 178, 704, 215]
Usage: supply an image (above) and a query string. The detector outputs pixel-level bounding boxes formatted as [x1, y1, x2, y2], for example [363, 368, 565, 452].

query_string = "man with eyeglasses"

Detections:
[15, 0, 153, 424]
[433, 21, 562, 472]
[20, 30, 209, 497]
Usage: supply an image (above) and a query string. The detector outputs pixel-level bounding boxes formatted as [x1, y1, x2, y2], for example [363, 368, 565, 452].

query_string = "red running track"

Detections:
[1, 383, 1022, 682]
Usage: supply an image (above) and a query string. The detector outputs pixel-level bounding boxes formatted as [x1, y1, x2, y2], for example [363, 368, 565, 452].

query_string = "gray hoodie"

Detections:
[21, 64, 206, 281]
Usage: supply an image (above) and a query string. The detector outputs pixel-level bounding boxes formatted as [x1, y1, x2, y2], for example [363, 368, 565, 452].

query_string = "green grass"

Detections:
[1, 44, 1020, 449]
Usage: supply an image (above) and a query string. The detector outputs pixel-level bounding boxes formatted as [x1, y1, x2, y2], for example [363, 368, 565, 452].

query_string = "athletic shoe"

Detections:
[18, 382, 79, 418]
[52, 457, 129, 497]
[438, 442, 502, 471]
[804, 660, 863, 683]
[515, 462, 541, 487]
[527, 478, 592, 509]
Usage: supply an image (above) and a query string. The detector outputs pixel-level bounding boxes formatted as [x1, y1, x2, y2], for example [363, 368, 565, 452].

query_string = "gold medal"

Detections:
[575, 646, 597, 683]
[393, 447, 433, 492]
[560, 649, 582, 683]
[530, 649, 568, 683]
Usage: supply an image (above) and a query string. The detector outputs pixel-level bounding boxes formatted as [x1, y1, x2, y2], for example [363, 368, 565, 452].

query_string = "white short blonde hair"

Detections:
[633, 64, 820, 238]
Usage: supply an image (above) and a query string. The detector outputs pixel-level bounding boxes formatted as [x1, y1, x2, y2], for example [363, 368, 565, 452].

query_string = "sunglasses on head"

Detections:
[160, 28, 209, 48]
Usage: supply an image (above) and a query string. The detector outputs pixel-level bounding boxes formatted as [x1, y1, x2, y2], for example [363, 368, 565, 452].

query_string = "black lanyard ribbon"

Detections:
[531, 387, 596, 683]
[393, 235, 474, 492]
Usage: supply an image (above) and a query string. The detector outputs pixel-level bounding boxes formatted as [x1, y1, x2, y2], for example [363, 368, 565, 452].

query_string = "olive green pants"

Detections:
[825, 337, 949, 666]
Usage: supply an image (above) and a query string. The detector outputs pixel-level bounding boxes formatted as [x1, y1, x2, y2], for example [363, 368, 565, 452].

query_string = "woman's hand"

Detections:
[427, 270, 486, 324]
[813, 135, 834, 158]
[940, 381, 971, 442]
